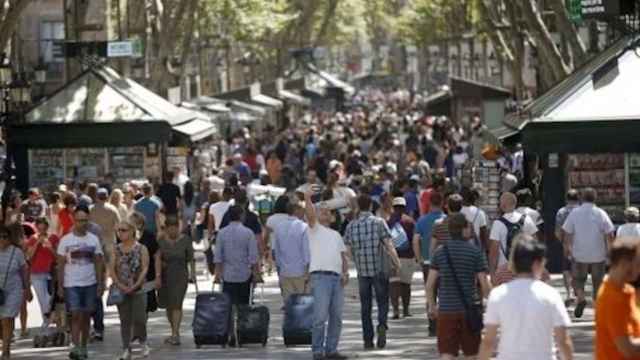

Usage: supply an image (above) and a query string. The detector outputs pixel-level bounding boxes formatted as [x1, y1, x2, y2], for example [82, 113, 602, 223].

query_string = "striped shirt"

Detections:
[431, 239, 487, 312]
[344, 212, 392, 277]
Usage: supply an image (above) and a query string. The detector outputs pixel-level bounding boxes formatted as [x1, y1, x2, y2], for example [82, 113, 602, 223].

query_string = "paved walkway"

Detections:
[18, 252, 596, 359]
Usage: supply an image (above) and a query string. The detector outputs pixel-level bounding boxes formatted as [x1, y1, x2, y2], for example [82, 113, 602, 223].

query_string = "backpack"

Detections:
[497, 215, 526, 259]
[390, 222, 410, 251]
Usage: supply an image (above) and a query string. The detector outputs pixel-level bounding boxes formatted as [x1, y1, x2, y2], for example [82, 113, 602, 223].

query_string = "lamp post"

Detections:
[0, 55, 44, 219]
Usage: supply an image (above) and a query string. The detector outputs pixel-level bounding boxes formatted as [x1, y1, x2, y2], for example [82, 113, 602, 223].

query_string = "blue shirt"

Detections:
[214, 222, 258, 283]
[273, 216, 310, 277]
[134, 197, 161, 234]
[415, 210, 445, 261]
[404, 190, 419, 218]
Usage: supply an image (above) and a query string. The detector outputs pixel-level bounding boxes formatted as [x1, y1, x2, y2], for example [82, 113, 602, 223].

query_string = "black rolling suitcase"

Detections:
[282, 294, 314, 347]
[192, 282, 232, 348]
[236, 285, 270, 347]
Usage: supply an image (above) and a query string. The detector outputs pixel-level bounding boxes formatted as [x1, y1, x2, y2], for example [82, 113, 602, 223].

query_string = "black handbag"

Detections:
[0, 247, 17, 306]
[443, 244, 483, 333]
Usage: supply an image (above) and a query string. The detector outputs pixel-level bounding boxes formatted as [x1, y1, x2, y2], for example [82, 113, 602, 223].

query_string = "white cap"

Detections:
[392, 197, 406, 207]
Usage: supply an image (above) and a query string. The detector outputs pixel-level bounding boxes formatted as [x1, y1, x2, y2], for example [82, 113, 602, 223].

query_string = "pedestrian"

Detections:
[47, 192, 63, 236]
[56, 205, 105, 360]
[488, 192, 538, 286]
[413, 191, 445, 336]
[133, 183, 162, 236]
[426, 213, 491, 360]
[109, 189, 130, 221]
[156, 216, 195, 346]
[555, 189, 580, 306]
[562, 187, 614, 318]
[157, 172, 182, 217]
[617, 207, 640, 237]
[25, 217, 59, 331]
[430, 194, 466, 252]
[89, 187, 121, 263]
[594, 236, 640, 359]
[272, 195, 310, 302]
[129, 212, 160, 314]
[388, 197, 416, 320]
[207, 187, 233, 236]
[213, 205, 259, 347]
[0, 225, 31, 359]
[344, 194, 400, 350]
[478, 235, 574, 360]
[515, 188, 543, 228]
[109, 219, 150, 360]
[460, 187, 489, 254]
[180, 181, 196, 235]
[219, 189, 264, 270]
[304, 190, 349, 360]
[20, 188, 47, 223]
[58, 192, 77, 237]
[264, 195, 292, 275]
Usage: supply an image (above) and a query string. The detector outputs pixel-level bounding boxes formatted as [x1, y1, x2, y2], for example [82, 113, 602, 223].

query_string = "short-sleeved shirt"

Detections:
[25, 234, 60, 274]
[489, 212, 538, 266]
[485, 278, 571, 359]
[0, 245, 26, 292]
[21, 199, 47, 222]
[555, 204, 578, 234]
[57, 232, 103, 288]
[432, 217, 452, 246]
[388, 214, 415, 259]
[415, 210, 445, 263]
[220, 208, 262, 235]
[157, 183, 181, 215]
[617, 223, 640, 238]
[595, 277, 640, 360]
[430, 240, 487, 312]
[562, 203, 614, 263]
[209, 201, 231, 232]
[89, 203, 121, 245]
[214, 222, 258, 283]
[134, 197, 162, 234]
[309, 223, 346, 274]
[344, 212, 392, 277]
[461, 206, 488, 245]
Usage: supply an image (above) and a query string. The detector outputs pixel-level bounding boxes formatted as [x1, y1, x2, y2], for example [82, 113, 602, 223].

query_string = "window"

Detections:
[39, 21, 65, 79]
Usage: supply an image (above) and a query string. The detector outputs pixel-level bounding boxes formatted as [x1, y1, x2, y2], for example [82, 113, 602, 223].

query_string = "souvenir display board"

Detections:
[108, 147, 145, 184]
[474, 160, 501, 221]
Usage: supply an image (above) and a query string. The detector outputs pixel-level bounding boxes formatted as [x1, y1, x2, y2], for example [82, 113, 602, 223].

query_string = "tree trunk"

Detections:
[313, 0, 340, 48]
[548, 0, 587, 66]
[0, 0, 32, 53]
[519, 0, 570, 82]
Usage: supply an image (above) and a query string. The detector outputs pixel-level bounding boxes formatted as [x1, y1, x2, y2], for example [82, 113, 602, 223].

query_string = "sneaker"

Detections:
[391, 313, 400, 320]
[574, 300, 587, 318]
[117, 349, 131, 360]
[376, 326, 387, 349]
[91, 331, 104, 342]
[325, 353, 349, 360]
[141, 343, 150, 358]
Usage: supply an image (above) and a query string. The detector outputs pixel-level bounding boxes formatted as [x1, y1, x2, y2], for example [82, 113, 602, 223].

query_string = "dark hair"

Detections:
[357, 194, 372, 212]
[87, 183, 98, 201]
[447, 194, 463, 213]
[461, 187, 479, 205]
[49, 192, 61, 204]
[222, 187, 234, 200]
[274, 195, 290, 214]
[447, 213, 468, 238]
[609, 237, 640, 266]
[184, 181, 194, 206]
[234, 189, 249, 208]
[63, 192, 77, 207]
[512, 235, 547, 274]
[74, 204, 90, 215]
[228, 205, 244, 222]
[432, 174, 446, 189]
[165, 216, 180, 227]
[35, 217, 49, 228]
[516, 188, 534, 208]
[582, 187, 597, 203]
[566, 189, 579, 202]
[430, 192, 443, 208]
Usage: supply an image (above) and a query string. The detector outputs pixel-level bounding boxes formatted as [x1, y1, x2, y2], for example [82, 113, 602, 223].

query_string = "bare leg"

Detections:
[79, 313, 90, 348]
[70, 313, 82, 347]
[1, 318, 12, 358]
[19, 301, 27, 336]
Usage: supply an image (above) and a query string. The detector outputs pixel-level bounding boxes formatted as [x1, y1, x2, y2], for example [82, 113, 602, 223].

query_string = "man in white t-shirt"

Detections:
[304, 190, 349, 360]
[56, 205, 104, 360]
[617, 207, 640, 237]
[208, 187, 233, 235]
[516, 188, 543, 227]
[489, 193, 538, 285]
[461, 187, 489, 254]
[562, 187, 614, 318]
[478, 236, 574, 360]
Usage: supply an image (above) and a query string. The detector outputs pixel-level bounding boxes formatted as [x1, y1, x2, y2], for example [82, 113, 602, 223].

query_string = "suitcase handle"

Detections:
[250, 283, 264, 304]
[193, 278, 223, 295]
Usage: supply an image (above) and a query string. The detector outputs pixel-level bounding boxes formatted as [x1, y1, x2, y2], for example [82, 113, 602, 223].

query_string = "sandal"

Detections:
[163, 336, 175, 345]
[170, 336, 181, 346]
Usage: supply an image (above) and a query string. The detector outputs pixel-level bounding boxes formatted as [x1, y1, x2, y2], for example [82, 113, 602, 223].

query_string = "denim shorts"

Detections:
[65, 285, 98, 313]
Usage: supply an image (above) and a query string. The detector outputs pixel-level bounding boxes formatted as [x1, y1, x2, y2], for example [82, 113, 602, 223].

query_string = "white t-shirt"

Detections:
[490, 212, 538, 266]
[209, 201, 231, 231]
[562, 203, 614, 263]
[517, 207, 543, 226]
[309, 223, 346, 274]
[461, 206, 488, 244]
[57, 232, 103, 288]
[617, 223, 640, 237]
[485, 278, 571, 360]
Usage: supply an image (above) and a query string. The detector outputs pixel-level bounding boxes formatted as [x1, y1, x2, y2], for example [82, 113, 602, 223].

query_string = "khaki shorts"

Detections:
[280, 276, 308, 301]
[437, 311, 481, 356]
[390, 258, 417, 284]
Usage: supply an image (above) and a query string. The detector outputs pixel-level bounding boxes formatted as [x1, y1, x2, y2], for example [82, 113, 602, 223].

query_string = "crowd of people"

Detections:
[0, 88, 635, 360]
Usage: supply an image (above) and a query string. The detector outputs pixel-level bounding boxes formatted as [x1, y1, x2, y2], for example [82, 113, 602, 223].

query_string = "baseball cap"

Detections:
[97, 188, 109, 197]
[392, 197, 406, 207]
[625, 207, 640, 218]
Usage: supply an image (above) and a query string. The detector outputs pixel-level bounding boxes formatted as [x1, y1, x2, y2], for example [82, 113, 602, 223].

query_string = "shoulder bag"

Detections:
[0, 247, 16, 306]
[443, 243, 483, 333]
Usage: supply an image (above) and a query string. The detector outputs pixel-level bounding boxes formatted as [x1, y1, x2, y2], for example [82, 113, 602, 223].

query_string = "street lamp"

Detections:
[9, 74, 31, 104]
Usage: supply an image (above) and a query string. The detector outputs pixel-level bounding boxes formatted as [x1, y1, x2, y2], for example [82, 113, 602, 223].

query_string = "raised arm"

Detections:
[304, 190, 317, 228]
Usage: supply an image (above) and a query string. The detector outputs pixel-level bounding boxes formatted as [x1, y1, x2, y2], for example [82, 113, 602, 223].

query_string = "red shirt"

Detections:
[419, 188, 434, 215]
[59, 208, 74, 236]
[25, 234, 60, 274]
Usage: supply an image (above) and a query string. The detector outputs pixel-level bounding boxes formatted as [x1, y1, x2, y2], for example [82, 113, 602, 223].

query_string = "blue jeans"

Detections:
[358, 273, 389, 344]
[311, 273, 344, 355]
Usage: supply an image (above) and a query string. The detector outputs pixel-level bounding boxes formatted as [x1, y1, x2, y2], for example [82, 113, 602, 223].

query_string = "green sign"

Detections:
[569, 0, 583, 23]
